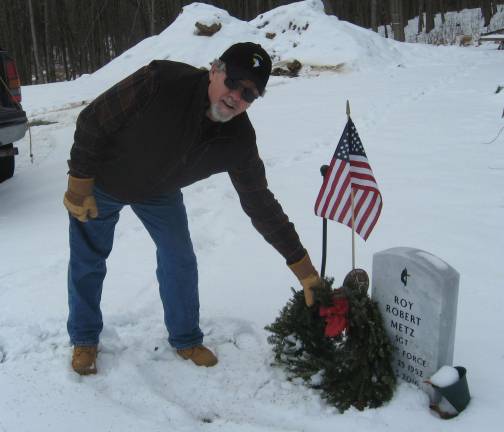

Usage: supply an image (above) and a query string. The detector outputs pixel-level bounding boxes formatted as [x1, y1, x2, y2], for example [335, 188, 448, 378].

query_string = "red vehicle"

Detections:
[0, 47, 27, 182]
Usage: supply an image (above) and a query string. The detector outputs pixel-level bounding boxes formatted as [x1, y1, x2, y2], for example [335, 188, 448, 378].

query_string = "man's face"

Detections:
[207, 65, 259, 123]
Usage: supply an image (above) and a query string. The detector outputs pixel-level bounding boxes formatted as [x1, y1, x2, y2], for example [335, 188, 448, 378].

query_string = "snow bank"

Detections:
[23, 0, 444, 115]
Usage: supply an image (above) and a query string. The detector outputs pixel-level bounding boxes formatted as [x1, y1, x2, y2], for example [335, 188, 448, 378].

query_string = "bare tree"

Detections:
[390, 0, 405, 41]
[371, 0, 378, 32]
[146, 0, 156, 35]
[439, 0, 446, 24]
[43, 0, 55, 82]
[418, 0, 425, 34]
[482, 0, 492, 27]
[425, 0, 435, 33]
[27, 0, 44, 83]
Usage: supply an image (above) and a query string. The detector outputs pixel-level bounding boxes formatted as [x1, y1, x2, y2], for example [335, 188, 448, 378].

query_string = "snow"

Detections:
[416, 251, 450, 271]
[309, 370, 324, 386]
[480, 35, 504, 40]
[429, 366, 460, 388]
[1, 0, 504, 430]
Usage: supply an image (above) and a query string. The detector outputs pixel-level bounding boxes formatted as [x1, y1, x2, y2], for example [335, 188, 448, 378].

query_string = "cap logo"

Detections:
[252, 53, 263, 68]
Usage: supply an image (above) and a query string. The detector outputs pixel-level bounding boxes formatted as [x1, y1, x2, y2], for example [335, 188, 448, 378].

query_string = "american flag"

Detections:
[314, 118, 382, 241]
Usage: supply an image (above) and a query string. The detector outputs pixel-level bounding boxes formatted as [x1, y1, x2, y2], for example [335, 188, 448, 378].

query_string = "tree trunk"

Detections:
[390, 0, 405, 41]
[44, 0, 55, 82]
[425, 0, 435, 34]
[371, 0, 378, 32]
[439, 0, 446, 24]
[418, 0, 425, 34]
[28, 0, 44, 83]
[381, 0, 389, 38]
[356, 0, 368, 28]
[0, 6, 9, 50]
[491, 1, 497, 16]
[60, 33, 70, 81]
[482, 0, 492, 28]
[149, 0, 156, 35]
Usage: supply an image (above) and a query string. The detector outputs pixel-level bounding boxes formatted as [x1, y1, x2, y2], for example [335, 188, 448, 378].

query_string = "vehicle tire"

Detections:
[0, 143, 15, 183]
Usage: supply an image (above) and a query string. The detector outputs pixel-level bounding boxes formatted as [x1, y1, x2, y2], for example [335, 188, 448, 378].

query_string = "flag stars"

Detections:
[334, 121, 368, 160]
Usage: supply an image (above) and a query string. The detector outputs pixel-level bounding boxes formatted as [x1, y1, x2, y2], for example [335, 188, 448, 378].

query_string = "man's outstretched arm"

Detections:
[229, 147, 321, 305]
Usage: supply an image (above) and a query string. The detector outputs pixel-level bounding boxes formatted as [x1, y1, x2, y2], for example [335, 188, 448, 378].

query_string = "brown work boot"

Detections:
[72, 345, 98, 375]
[177, 345, 218, 367]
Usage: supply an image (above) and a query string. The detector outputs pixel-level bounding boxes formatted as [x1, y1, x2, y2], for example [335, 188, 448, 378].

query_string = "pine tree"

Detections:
[266, 271, 396, 412]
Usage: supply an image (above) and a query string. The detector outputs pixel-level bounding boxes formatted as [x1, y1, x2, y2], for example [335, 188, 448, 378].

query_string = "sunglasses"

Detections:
[224, 77, 259, 104]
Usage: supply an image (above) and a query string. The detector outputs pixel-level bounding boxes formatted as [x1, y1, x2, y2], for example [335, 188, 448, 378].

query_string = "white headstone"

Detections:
[372, 247, 459, 398]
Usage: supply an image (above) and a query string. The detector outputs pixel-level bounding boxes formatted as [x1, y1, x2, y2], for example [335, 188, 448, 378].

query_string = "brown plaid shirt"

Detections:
[69, 62, 306, 264]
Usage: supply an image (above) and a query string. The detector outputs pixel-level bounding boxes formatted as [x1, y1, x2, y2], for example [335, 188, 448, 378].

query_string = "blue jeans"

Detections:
[67, 186, 203, 349]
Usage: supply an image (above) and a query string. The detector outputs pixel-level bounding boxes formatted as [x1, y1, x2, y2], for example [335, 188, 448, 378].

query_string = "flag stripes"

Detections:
[314, 119, 382, 241]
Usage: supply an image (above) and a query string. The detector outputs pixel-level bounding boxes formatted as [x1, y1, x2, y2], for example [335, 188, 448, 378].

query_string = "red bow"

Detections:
[319, 297, 349, 338]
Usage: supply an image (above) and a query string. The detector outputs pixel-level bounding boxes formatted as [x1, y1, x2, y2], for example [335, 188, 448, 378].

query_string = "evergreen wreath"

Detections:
[266, 269, 396, 412]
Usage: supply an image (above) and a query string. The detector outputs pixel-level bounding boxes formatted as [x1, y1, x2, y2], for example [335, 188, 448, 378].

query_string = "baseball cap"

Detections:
[219, 42, 272, 95]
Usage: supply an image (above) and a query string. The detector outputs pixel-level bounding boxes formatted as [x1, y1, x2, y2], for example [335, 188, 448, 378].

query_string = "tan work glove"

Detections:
[63, 176, 98, 222]
[289, 253, 321, 307]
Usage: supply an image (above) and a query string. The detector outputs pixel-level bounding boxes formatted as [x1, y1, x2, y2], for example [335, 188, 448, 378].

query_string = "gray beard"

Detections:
[208, 103, 233, 123]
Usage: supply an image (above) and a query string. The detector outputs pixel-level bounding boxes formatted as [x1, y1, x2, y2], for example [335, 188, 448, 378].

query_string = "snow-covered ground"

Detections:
[1, 1, 503, 431]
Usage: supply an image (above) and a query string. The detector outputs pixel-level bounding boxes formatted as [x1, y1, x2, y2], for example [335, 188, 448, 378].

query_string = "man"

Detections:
[64, 42, 320, 375]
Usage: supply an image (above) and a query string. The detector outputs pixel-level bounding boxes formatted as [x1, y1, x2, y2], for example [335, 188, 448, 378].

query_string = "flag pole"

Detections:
[320, 164, 329, 278]
[347, 100, 356, 270]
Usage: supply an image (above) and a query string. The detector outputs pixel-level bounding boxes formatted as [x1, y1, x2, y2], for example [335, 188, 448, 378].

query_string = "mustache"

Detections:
[222, 96, 237, 110]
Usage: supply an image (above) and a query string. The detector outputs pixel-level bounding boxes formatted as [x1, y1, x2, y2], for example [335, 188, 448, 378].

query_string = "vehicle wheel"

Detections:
[0, 143, 15, 183]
